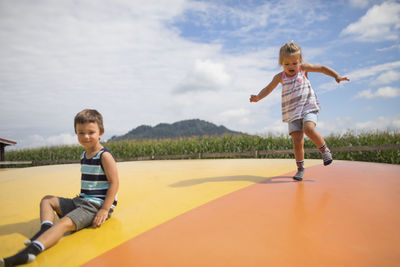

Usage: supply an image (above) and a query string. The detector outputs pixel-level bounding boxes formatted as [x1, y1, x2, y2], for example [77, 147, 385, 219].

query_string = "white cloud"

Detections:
[355, 89, 374, 99]
[219, 108, 251, 126]
[348, 61, 400, 81]
[318, 114, 400, 135]
[318, 61, 400, 93]
[355, 87, 400, 99]
[318, 117, 354, 135]
[354, 115, 400, 131]
[177, 0, 329, 46]
[372, 70, 400, 85]
[174, 59, 231, 93]
[47, 133, 78, 147]
[12, 133, 78, 150]
[341, 1, 400, 41]
[376, 44, 400, 52]
[318, 81, 346, 93]
[259, 119, 287, 135]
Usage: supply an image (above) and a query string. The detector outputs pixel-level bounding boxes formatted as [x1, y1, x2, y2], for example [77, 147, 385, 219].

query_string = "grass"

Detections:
[4, 131, 400, 166]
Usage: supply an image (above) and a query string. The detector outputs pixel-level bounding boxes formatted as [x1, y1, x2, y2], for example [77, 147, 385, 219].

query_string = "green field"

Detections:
[4, 131, 400, 166]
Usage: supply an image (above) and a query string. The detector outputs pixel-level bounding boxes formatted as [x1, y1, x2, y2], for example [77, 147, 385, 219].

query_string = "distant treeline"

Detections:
[4, 131, 400, 166]
[108, 119, 243, 141]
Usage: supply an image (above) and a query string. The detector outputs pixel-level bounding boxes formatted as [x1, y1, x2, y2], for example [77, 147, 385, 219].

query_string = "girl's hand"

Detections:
[92, 208, 109, 228]
[250, 95, 260, 102]
[336, 76, 350, 83]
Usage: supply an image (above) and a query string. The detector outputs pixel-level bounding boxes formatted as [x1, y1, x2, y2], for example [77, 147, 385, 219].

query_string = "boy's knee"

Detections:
[58, 216, 77, 232]
[41, 195, 55, 204]
[40, 195, 60, 210]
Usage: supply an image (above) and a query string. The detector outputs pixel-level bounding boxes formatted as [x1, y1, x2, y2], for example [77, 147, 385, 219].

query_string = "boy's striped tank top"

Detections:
[79, 147, 117, 209]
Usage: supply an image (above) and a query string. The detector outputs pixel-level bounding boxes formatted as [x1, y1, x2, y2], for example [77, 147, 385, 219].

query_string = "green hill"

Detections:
[108, 119, 243, 141]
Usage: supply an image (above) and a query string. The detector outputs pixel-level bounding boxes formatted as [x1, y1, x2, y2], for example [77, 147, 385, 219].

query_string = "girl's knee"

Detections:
[290, 131, 304, 144]
[303, 122, 316, 135]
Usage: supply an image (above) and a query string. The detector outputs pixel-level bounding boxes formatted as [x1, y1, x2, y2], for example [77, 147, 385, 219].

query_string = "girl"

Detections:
[250, 41, 349, 181]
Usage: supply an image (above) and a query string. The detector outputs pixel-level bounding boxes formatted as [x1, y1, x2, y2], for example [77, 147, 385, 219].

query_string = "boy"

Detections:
[1, 109, 119, 266]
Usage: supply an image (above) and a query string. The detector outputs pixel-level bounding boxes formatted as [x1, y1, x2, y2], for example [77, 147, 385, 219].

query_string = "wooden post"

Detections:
[0, 143, 4, 161]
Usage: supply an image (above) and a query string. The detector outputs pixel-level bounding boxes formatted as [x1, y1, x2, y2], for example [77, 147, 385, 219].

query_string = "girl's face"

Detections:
[75, 122, 103, 152]
[282, 54, 301, 77]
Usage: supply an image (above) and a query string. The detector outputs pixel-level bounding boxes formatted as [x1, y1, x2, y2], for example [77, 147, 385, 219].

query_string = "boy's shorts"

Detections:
[58, 196, 113, 231]
[288, 111, 318, 134]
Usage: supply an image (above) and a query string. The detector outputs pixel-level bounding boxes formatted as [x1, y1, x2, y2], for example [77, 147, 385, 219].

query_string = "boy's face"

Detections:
[282, 54, 301, 77]
[75, 122, 104, 151]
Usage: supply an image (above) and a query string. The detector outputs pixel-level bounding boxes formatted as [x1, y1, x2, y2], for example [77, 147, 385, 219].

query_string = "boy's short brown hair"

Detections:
[74, 109, 104, 133]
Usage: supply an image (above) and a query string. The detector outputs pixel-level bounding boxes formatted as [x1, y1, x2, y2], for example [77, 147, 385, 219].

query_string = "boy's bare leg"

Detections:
[1, 217, 76, 266]
[291, 131, 305, 181]
[25, 196, 62, 245]
[36, 216, 76, 249]
[40, 195, 63, 222]
[303, 121, 333, 165]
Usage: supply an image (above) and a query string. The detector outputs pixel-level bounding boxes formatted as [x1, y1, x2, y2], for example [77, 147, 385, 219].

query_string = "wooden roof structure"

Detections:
[0, 137, 16, 146]
[0, 137, 17, 161]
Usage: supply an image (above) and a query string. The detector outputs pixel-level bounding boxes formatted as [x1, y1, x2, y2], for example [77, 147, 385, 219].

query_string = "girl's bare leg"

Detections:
[303, 121, 333, 165]
[290, 131, 305, 181]
[291, 131, 305, 162]
[303, 121, 324, 147]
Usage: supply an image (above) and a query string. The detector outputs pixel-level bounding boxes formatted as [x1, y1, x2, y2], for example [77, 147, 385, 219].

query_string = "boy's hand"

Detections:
[250, 95, 260, 102]
[92, 208, 109, 228]
[336, 76, 350, 83]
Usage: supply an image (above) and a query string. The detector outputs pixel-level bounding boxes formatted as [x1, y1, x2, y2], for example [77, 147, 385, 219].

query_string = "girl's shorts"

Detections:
[58, 196, 113, 231]
[288, 111, 318, 134]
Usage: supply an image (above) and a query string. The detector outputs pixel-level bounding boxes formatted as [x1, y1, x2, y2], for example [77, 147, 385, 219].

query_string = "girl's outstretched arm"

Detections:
[250, 73, 282, 102]
[302, 63, 350, 83]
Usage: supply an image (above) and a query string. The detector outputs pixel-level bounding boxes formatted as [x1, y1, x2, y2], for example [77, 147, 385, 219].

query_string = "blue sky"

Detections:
[0, 0, 399, 149]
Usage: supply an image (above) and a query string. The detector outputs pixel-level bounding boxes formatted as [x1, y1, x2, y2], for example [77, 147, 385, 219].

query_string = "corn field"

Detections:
[4, 131, 400, 166]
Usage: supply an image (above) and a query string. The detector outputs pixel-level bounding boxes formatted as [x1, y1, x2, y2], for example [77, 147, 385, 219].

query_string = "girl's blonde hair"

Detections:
[279, 41, 303, 66]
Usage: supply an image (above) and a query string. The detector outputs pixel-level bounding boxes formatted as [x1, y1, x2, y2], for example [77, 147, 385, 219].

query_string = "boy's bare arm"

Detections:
[92, 152, 119, 228]
[250, 73, 282, 102]
[302, 63, 350, 83]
